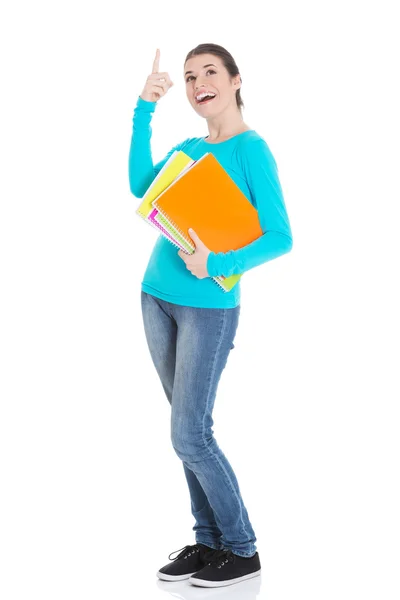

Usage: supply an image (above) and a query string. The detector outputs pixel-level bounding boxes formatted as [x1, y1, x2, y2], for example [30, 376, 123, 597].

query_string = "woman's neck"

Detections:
[204, 124, 252, 143]
[205, 107, 250, 142]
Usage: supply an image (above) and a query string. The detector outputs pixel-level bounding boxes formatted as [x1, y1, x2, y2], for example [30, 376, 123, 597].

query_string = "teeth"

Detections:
[196, 92, 216, 102]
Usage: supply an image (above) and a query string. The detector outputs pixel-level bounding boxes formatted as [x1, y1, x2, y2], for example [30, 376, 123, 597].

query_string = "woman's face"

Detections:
[184, 53, 240, 117]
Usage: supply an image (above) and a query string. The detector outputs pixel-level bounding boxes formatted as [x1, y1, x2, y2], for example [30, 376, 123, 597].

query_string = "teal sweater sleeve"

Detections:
[206, 138, 293, 278]
[128, 96, 189, 198]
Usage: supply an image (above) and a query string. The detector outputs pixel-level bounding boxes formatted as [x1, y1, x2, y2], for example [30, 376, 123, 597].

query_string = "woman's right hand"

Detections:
[140, 49, 174, 103]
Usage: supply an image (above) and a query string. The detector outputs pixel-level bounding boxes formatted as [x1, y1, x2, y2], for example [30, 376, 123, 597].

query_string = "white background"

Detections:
[1, 1, 399, 599]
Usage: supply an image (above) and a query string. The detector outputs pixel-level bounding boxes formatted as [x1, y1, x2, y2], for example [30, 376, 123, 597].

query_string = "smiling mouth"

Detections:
[195, 93, 217, 105]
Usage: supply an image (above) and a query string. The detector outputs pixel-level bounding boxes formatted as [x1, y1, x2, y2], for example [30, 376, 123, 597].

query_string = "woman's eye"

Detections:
[186, 69, 216, 83]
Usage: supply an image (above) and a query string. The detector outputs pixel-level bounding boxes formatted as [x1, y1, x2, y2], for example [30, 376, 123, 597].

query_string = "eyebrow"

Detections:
[184, 64, 217, 76]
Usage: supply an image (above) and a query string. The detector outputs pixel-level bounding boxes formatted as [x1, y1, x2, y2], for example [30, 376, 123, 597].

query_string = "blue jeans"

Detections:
[140, 291, 257, 557]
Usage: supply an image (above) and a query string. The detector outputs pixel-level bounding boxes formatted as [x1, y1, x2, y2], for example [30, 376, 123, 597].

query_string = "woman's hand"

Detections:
[140, 48, 174, 103]
[178, 229, 212, 279]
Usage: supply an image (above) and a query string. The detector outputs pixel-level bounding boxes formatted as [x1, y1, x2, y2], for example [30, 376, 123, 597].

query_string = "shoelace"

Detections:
[168, 543, 202, 561]
[202, 548, 236, 569]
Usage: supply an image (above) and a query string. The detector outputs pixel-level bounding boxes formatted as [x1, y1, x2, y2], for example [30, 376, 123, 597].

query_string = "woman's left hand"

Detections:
[178, 228, 211, 279]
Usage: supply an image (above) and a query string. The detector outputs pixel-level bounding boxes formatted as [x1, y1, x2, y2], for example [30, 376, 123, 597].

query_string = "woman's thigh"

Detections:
[169, 303, 240, 455]
[140, 291, 177, 403]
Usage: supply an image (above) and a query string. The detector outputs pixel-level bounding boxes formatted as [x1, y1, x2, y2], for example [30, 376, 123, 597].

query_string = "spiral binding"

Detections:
[136, 206, 168, 236]
[140, 204, 228, 293]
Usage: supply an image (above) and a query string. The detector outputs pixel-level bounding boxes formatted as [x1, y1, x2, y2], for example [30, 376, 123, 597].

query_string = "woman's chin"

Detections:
[192, 97, 218, 114]
[194, 105, 217, 118]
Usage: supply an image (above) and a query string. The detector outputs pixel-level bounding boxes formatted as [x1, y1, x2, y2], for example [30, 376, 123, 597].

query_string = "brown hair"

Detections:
[184, 43, 244, 112]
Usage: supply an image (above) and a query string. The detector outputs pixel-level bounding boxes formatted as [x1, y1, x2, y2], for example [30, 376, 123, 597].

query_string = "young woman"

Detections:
[129, 43, 293, 588]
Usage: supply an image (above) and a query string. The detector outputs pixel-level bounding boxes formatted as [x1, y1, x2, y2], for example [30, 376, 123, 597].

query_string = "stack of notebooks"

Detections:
[136, 150, 264, 292]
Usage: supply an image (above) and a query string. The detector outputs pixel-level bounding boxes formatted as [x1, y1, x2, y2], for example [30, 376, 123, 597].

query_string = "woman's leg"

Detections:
[169, 301, 257, 558]
[140, 291, 222, 549]
[181, 463, 223, 549]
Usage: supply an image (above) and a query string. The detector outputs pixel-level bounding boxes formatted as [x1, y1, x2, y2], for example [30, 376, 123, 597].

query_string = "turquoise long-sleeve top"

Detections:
[129, 95, 293, 309]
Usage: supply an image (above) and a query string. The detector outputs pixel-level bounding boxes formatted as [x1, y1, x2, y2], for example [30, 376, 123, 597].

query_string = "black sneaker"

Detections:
[188, 548, 261, 587]
[156, 543, 218, 581]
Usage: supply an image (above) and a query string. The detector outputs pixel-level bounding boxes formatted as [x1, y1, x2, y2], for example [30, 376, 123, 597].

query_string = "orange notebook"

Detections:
[152, 152, 264, 264]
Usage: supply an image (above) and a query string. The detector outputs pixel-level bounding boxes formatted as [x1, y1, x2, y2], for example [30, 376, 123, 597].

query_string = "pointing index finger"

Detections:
[152, 48, 160, 73]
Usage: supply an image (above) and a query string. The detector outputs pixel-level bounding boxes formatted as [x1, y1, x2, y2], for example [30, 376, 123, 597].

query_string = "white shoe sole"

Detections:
[188, 569, 261, 587]
[156, 570, 198, 581]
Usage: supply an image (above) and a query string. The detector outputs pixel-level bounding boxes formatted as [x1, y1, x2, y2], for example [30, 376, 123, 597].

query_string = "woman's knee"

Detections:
[171, 422, 211, 462]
